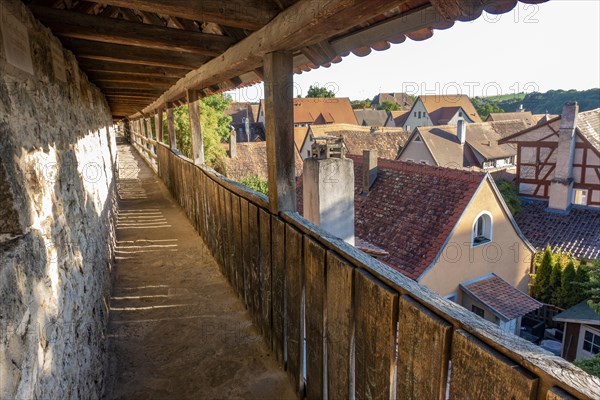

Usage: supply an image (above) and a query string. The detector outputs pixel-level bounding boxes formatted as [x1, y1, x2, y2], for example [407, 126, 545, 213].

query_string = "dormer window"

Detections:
[472, 212, 492, 246]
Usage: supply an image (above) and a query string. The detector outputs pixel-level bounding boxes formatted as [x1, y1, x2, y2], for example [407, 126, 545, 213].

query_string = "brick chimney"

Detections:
[229, 128, 237, 158]
[548, 102, 579, 212]
[457, 118, 466, 145]
[303, 137, 355, 245]
[362, 149, 378, 194]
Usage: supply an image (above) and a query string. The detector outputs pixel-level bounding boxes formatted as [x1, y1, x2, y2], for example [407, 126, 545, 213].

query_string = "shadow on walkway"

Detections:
[103, 138, 295, 400]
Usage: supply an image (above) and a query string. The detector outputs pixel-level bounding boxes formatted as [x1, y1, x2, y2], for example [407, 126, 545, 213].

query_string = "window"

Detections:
[414, 135, 422, 142]
[420, 160, 428, 165]
[458, 111, 463, 117]
[472, 212, 492, 246]
[414, 112, 417, 117]
[418, 111, 422, 118]
[406, 158, 414, 163]
[471, 305, 485, 318]
[582, 329, 600, 355]
[573, 189, 588, 206]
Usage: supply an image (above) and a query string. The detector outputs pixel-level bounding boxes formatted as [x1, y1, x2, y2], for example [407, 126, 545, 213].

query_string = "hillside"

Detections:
[474, 89, 600, 118]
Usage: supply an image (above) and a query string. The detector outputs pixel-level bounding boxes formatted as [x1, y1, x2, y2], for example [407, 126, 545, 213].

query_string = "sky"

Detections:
[227, 0, 600, 102]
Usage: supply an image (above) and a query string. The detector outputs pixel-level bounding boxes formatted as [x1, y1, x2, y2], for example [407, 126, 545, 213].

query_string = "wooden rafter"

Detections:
[77, 60, 188, 77]
[77, 0, 278, 30]
[29, 5, 234, 56]
[61, 38, 209, 69]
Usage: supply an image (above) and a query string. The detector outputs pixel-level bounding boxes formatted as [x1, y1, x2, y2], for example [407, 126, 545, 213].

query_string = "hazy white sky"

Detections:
[228, 0, 600, 102]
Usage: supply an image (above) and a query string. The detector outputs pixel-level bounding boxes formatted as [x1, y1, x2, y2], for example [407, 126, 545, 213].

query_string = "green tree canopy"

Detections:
[555, 260, 578, 309]
[495, 179, 522, 215]
[532, 245, 554, 303]
[549, 259, 563, 306]
[376, 100, 400, 111]
[351, 99, 372, 109]
[306, 84, 335, 98]
[584, 260, 600, 313]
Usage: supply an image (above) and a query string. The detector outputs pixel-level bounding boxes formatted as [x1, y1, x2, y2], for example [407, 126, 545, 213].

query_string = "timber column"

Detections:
[187, 90, 205, 165]
[264, 51, 296, 213]
[166, 104, 177, 151]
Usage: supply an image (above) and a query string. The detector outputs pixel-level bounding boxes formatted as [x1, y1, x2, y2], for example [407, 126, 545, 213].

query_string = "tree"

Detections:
[163, 94, 232, 171]
[574, 261, 591, 304]
[574, 353, 600, 378]
[549, 259, 563, 305]
[532, 245, 554, 303]
[376, 100, 400, 111]
[555, 260, 577, 308]
[238, 175, 269, 196]
[495, 179, 522, 215]
[472, 97, 504, 119]
[584, 260, 600, 313]
[351, 99, 372, 109]
[306, 84, 335, 98]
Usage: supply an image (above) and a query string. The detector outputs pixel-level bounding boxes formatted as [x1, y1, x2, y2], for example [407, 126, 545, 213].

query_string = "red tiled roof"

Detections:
[460, 274, 542, 321]
[298, 157, 485, 280]
[514, 201, 600, 260]
[420, 94, 482, 124]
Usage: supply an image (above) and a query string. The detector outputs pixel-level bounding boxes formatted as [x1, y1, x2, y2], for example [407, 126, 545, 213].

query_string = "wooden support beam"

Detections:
[96, 81, 173, 91]
[187, 90, 205, 165]
[78, 60, 188, 77]
[29, 6, 234, 56]
[88, 72, 179, 85]
[264, 51, 295, 213]
[145, 117, 154, 140]
[166, 106, 177, 151]
[140, 0, 413, 114]
[62, 38, 208, 69]
[155, 108, 164, 143]
[80, 0, 277, 30]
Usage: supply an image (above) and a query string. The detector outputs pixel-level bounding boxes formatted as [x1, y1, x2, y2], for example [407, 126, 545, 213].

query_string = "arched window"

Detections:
[472, 212, 492, 246]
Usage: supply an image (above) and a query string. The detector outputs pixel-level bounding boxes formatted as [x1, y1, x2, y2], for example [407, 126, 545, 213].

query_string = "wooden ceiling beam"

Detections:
[89, 73, 178, 85]
[140, 0, 414, 114]
[79, 0, 277, 30]
[62, 38, 208, 69]
[29, 5, 234, 56]
[77, 60, 188, 77]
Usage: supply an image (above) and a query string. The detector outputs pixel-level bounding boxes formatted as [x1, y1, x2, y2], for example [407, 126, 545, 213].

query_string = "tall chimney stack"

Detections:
[303, 137, 355, 245]
[457, 119, 466, 145]
[548, 102, 579, 212]
[229, 127, 237, 158]
[362, 149, 378, 194]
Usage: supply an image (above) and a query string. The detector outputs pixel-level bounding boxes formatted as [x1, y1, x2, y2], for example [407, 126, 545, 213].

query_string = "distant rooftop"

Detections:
[554, 301, 600, 325]
[514, 200, 600, 260]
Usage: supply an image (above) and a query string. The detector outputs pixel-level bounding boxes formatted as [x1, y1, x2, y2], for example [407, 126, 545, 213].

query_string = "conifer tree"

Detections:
[549, 259, 563, 306]
[556, 260, 577, 308]
[532, 244, 553, 303]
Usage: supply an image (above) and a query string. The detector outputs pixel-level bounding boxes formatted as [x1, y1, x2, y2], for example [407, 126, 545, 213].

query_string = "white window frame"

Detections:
[472, 211, 493, 247]
[577, 325, 600, 360]
[573, 189, 588, 206]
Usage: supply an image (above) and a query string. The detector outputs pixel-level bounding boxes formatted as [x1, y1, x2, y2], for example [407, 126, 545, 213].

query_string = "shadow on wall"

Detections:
[0, 1, 118, 396]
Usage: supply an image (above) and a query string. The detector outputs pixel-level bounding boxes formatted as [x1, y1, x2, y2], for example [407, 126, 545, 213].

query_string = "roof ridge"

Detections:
[349, 155, 485, 183]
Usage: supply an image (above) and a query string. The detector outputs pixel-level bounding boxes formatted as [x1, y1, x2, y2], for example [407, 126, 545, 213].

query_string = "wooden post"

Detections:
[264, 51, 296, 213]
[145, 116, 153, 140]
[156, 108, 164, 143]
[166, 104, 177, 151]
[187, 90, 205, 165]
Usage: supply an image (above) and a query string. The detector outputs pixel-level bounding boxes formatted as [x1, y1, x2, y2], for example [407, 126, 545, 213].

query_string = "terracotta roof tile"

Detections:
[309, 124, 410, 160]
[420, 94, 482, 124]
[223, 142, 303, 181]
[354, 109, 391, 126]
[293, 97, 358, 125]
[514, 200, 600, 260]
[460, 274, 542, 321]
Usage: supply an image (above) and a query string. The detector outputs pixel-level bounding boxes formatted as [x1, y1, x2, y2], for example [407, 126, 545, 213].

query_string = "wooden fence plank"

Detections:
[450, 329, 539, 400]
[304, 238, 326, 400]
[546, 386, 577, 400]
[248, 203, 261, 322]
[259, 209, 272, 345]
[397, 295, 452, 400]
[285, 224, 304, 394]
[354, 269, 398, 400]
[223, 189, 233, 285]
[231, 194, 244, 299]
[240, 198, 251, 309]
[216, 185, 227, 274]
[271, 216, 286, 365]
[326, 252, 354, 400]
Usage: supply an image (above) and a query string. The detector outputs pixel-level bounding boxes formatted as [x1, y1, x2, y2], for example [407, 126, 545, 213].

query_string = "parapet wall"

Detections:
[0, 1, 116, 398]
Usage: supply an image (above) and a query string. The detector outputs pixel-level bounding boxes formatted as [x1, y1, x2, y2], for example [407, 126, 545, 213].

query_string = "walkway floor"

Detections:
[103, 139, 295, 400]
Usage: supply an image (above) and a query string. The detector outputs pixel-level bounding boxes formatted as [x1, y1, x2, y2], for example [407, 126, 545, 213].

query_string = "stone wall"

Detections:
[0, 1, 116, 398]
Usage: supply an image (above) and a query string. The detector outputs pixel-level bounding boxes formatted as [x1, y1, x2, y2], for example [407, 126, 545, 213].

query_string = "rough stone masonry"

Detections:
[0, 0, 117, 398]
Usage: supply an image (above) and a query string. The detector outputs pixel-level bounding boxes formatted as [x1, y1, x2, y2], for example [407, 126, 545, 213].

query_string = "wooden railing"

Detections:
[149, 143, 598, 400]
[129, 122, 158, 172]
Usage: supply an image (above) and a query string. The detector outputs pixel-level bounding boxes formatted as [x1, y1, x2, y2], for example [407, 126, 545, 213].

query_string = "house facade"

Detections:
[297, 155, 538, 334]
[499, 103, 600, 210]
[398, 119, 529, 172]
[401, 94, 482, 131]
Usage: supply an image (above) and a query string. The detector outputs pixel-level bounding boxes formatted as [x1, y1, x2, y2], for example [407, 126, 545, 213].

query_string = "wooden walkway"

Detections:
[103, 138, 295, 400]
